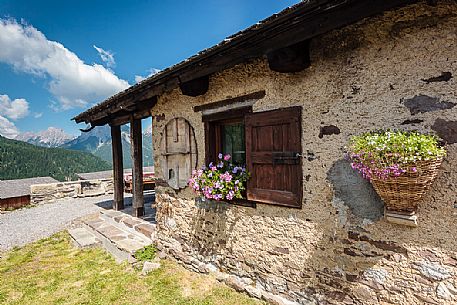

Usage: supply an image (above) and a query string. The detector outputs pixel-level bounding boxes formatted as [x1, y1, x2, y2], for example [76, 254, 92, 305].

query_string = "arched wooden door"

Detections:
[160, 118, 197, 189]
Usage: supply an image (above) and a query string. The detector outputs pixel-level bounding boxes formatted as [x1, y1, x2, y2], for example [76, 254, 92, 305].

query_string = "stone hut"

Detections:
[75, 1, 457, 304]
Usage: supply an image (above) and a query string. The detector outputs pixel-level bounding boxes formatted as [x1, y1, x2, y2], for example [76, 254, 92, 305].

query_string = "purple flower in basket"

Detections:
[224, 154, 231, 161]
[226, 190, 235, 200]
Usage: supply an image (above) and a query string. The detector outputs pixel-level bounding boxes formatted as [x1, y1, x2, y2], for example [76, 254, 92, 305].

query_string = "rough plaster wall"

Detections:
[151, 2, 457, 304]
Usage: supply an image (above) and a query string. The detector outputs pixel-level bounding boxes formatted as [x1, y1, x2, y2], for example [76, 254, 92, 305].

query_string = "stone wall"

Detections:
[151, 2, 457, 304]
[31, 179, 113, 204]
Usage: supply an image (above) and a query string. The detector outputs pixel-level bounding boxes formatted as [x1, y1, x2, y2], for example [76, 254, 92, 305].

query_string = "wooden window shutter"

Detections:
[245, 106, 302, 208]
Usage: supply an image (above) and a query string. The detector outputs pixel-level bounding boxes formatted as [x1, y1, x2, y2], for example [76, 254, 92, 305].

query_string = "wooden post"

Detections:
[111, 125, 124, 210]
[130, 117, 144, 217]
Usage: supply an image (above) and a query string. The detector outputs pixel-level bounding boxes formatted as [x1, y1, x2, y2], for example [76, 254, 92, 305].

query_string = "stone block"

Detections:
[261, 291, 300, 305]
[436, 282, 453, 300]
[121, 217, 142, 229]
[385, 211, 418, 227]
[245, 285, 262, 299]
[142, 261, 161, 275]
[413, 261, 451, 281]
[135, 223, 156, 239]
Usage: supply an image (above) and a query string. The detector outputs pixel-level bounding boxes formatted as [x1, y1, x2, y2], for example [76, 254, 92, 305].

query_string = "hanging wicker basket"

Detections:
[370, 158, 443, 213]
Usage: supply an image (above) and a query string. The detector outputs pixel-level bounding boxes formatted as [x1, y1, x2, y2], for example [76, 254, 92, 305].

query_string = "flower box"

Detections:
[188, 153, 250, 202]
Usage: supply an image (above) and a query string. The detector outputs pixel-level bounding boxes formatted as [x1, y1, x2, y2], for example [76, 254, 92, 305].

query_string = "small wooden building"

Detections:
[74, 1, 457, 304]
[0, 177, 58, 209]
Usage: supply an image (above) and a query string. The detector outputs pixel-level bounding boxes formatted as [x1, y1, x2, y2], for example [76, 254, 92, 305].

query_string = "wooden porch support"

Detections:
[130, 117, 144, 217]
[110, 125, 124, 210]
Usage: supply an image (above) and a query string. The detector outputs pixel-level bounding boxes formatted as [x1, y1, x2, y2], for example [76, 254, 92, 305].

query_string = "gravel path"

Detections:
[0, 195, 116, 251]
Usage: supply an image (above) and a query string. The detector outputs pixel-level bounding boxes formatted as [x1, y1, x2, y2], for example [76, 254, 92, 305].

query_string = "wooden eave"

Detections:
[73, 0, 417, 127]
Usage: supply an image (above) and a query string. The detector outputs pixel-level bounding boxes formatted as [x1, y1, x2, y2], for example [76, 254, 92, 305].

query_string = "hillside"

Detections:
[61, 125, 154, 168]
[0, 135, 111, 181]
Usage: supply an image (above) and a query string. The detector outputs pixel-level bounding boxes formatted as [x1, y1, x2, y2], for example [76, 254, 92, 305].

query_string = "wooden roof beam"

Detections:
[179, 75, 209, 97]
[267, 40, 310, 73]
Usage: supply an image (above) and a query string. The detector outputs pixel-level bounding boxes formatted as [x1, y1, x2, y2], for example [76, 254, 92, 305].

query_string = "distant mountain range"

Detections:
[15, 127, 75, 148]
[0, 135, 111, 181]
[16, 125, 154, 169]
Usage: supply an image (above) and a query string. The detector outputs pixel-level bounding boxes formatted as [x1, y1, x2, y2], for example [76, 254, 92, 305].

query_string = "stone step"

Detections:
[68, 227, 100, 248]
[100, 209, 157, 241]
[82, 214, 153, 263]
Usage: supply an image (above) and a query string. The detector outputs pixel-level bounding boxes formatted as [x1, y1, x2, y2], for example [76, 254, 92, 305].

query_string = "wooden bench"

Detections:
[124, 172, 156, 193]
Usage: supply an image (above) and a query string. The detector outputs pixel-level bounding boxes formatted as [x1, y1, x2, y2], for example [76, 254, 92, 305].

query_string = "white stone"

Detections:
[165, 217, 177, 229]
[363, 268, 388, 284]
[215, 271, 229, 282]
[446, 282, 457, 295]
[414, 261, 451, 281]
[205, 263, 218, 273]
[142, 261, 161, 275]
[244, 285, 262, 299]
[436, 282, 453, 300]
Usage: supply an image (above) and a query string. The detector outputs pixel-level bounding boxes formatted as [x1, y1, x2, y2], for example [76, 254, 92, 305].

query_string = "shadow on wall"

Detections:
[327, 159, 384, 222]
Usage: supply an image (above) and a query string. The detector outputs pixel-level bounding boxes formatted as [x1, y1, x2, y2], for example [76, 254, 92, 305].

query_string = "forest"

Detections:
[0, 136, 111, 181]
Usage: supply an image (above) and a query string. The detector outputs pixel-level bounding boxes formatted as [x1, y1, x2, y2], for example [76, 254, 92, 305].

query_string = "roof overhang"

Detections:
[73, 0, 417, 127]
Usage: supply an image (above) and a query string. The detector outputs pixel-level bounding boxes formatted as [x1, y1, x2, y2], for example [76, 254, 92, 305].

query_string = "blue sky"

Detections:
[0, 0, 297, 138]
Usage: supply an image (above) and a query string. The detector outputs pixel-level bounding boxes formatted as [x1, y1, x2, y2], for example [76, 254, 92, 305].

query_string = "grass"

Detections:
[134, 245, 157, 262]
[0, 232, 263, 305]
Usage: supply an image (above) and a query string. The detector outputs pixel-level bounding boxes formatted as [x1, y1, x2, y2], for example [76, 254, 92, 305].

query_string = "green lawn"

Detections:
[0, 232, 262, 305]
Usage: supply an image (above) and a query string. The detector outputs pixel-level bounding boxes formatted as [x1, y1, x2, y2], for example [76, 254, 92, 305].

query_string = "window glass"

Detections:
[221, 123, 245, 165]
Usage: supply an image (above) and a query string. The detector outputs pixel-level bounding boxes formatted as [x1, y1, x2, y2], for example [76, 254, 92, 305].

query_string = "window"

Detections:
[203, 106, 303, 208]
[203, 107, 251, 166]
[221, 122, 246, 165]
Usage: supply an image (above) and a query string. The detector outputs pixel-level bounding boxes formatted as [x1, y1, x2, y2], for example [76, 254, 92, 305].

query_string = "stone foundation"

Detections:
[31, 179, 113, 204]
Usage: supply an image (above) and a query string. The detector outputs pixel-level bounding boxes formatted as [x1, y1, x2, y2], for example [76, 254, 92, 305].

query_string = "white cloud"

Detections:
[135, 68, 161, 83]
[0, 19, 129, 110]
[0, 94, 29, 120]
[93, 45, 115, 68]
[33, 112, 43, 118]
[0, 115, 19, 138]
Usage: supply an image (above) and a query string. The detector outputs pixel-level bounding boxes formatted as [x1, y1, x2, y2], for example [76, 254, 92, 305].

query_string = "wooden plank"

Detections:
[194, 91, 265, 112]
[130, 117, 144, 217]
[202, 107, 252, 123]
[109, 108, 152, 126]
[110, 125, 124, 210]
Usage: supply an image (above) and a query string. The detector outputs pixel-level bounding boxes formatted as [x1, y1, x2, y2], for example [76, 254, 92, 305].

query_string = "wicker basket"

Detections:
[370, 158, 443, 213]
